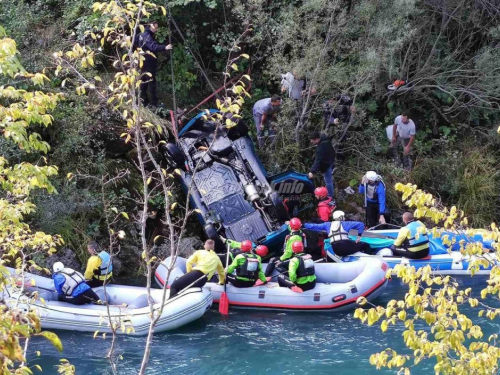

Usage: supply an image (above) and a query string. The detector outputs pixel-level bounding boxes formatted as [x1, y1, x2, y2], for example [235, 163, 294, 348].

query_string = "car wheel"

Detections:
[269, 191, 289, 222]
[205, 224, 225, 252]
[161, 143, 185, 169]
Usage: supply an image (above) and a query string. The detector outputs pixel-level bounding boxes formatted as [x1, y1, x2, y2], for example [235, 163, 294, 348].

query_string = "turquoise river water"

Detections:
[28, 277, 500, 374]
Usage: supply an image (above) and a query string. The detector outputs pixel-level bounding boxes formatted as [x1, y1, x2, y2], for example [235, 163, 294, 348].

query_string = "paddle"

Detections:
[218, 242, 231, 315]
[348, 229, 394, 240]
[255, 273, 303, 293]
[254, 258, 325, 292]
[363, 182, 368, 226]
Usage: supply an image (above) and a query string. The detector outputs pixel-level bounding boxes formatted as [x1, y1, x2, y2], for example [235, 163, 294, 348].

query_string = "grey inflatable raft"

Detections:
[155, 257, 388, 312]
[3, 269, 212, 335]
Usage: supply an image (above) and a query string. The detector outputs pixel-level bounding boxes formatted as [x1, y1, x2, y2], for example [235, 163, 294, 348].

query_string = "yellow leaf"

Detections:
[170, 202, 177, 210]
[67, 172, 73, 180]
[121, 212, 129, 219]
[38, 331, 63, 352]
[381, 320, 388, 332]
[147, 177, 152, 185]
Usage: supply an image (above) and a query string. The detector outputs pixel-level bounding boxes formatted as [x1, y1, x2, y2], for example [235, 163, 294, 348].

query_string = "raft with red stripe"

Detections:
[155, 257, 388, 312]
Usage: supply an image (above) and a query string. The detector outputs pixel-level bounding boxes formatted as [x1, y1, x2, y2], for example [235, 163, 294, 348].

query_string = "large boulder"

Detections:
[177, 236, 203, 258]
[46, 247, 81, 272]
[151, 236, 203, 260]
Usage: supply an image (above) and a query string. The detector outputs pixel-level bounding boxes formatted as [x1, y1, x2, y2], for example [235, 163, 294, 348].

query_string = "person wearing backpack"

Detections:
[225, 244, 268, 288]
[277, 241, 317, 292]
[84, 241, 113, 287]
[359, 171, 390, 228]
[314, 186, 336, 222]
[52, 262, 100, 305]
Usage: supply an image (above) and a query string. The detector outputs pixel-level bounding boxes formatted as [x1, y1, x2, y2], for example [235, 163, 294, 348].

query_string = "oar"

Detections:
[218, 243, 231, 315]
[254, 258, 325, 292]
[255, 272, 303, 293]
[363, 182, 368, 226]
[348, 229, 394, 240]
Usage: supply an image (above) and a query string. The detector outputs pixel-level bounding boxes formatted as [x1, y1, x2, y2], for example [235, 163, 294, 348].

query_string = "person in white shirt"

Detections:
[391, 112, 415, 170]
[280, 70, 305, 100]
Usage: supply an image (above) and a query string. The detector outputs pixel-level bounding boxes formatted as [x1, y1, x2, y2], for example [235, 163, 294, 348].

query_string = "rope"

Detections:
[166, 4, 179, 141]
[167, 14, 219, 97]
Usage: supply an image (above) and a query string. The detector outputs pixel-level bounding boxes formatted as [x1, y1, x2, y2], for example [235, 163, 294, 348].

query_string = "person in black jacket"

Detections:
[136, 22, 172, 107]
[308, 131, 335, 198]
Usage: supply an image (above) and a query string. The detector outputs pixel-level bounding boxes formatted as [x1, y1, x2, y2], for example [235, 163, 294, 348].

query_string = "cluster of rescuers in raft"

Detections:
[50, 171, 430, 305]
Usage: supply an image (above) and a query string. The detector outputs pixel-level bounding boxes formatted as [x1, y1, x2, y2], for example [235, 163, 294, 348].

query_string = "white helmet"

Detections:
[365, 171, 379, 182]
[53, 262, 64, 273]
[332, 210, 345, 221]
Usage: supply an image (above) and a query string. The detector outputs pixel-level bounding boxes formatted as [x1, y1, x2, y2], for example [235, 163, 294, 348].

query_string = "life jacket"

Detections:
[403, 221, 430, 252]
[286, 230, 307, 248]
[366, 181, 386, 201]
[295, 253, 315, 278]
[94, 251, 113, 278]
[235, 253, 260, 279]
[317, 197, 336, 222]
[57, 268, 86, 296]
[328, 221, 349, 242]
[229, 249, 242, 262]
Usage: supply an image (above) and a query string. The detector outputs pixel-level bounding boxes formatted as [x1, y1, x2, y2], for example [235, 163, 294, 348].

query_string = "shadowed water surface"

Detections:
[27, 277, 498, 374]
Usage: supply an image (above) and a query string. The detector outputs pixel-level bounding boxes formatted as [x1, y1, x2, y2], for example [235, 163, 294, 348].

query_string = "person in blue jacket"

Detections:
[52, 262, 100, 305]
[359, 171, 390, 228]
[304, 211, 374, 257]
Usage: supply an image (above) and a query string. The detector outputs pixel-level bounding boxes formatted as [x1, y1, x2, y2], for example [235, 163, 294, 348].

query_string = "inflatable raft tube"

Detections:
[4, 269, 212, 335]
[335, 250, 497, 276]
[347, 229, 494, 253]
[155, 257, 388, 312]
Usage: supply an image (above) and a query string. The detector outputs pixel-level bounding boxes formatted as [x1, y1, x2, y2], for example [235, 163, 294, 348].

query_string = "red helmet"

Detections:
[255, 245, 269, 257]
[292, 241, 304, 254]
[289, 218, 302, 231]
[314, 187, 328, 199]
[241, 240, 253, 252]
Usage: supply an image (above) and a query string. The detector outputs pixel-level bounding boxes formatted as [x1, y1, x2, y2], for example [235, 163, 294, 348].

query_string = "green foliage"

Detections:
[0, 24, 70, 374]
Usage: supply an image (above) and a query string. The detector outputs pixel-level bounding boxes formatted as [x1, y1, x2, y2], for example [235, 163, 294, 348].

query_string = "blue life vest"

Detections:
[98, 251, 113, 276]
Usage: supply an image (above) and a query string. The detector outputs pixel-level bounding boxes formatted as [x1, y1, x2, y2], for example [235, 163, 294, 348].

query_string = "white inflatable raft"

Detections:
[3, 269, 212, 335]
[155, 257, 388, 312]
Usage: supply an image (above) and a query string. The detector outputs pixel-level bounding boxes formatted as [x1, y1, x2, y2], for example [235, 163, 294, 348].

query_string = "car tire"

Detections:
[205, 224, 225, 252]
[269, 191, 289, 222]
[160, 143, 185, 169]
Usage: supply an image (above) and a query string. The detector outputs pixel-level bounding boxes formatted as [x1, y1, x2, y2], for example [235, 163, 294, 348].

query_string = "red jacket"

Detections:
[317, 198, 335, 222]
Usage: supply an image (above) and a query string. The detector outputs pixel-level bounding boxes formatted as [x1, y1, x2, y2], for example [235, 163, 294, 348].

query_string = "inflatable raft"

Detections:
[325, 229, 497, 276]
[155, 257, 388, 312]
[4, 269, 212, 335]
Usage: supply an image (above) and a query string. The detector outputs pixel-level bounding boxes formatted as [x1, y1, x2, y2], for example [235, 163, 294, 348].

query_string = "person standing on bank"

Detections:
[168, 240, 225, 299]
[136, 21, 173, 107]
[84, 241, 113, 288]
[391, 112, 416, 170]
[308, 131, 335, 199]
[359, 171, 389, 229]
[252, 95, 282, 148]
